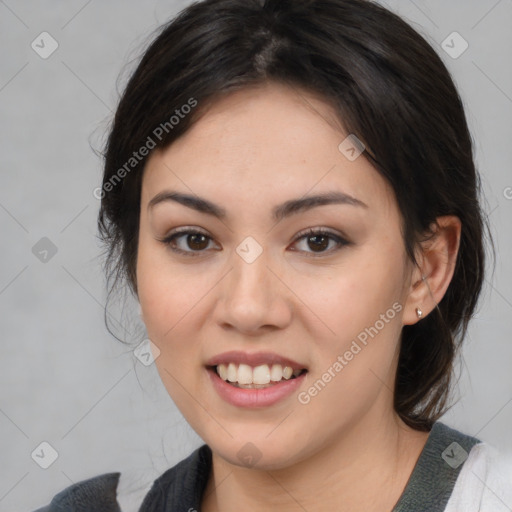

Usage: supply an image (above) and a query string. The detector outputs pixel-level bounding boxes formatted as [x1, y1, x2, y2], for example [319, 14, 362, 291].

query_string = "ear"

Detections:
[402, 215, 461, 325]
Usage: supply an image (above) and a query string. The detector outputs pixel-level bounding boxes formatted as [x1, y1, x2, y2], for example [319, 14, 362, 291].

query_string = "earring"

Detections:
[415, 307, 423, 319]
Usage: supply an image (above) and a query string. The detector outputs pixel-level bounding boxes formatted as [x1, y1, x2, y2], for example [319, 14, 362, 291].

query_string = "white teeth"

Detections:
[283, 366, 293, 379]
[253, 364, 271, 385]
[215, 363, 303, 385]
[237, 364, 253, 385]
[227, 363, 237, 382]
[270, 364, 283, 382]
[217, 363, 228, 380]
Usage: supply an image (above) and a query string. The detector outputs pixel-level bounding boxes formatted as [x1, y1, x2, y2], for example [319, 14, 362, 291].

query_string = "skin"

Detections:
[136, 81, 461, 511]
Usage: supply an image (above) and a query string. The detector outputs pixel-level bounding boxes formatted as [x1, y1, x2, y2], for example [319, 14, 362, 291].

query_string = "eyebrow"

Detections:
[147, 190, 367, 222]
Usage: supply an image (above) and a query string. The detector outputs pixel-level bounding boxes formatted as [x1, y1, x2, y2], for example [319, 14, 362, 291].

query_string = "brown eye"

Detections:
[186, 233, 209, 250]
[291, 228, 350, 256]
[159, 229, 216, 256]
[306, 234, 330, 252]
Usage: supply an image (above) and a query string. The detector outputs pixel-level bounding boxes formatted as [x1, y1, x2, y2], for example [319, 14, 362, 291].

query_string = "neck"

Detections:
[202, 410, 430, 512]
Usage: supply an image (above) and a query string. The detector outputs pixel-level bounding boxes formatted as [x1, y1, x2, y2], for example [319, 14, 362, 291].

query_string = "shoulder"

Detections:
[393, 421, 509, 512]
[32, 446, 211, 512]
[138, 444, 212, 510]
[446, 441, 512, 512]
[32, 472, 122, 512]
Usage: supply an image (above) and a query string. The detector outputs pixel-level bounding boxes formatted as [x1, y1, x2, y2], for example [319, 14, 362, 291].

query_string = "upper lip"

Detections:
[205, 351, 307, 371]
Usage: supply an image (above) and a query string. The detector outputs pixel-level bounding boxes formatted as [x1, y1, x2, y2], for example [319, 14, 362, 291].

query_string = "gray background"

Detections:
[1, 1, 511, 510]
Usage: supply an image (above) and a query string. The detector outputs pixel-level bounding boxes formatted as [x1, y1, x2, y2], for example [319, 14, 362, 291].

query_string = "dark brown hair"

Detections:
[97, 0, 491, 431]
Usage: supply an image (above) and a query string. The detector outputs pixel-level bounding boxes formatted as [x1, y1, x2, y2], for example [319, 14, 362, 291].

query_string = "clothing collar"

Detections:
[138, 421, 481, 511]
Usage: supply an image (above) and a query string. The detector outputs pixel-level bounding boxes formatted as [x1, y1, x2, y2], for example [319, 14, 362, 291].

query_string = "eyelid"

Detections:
[292, 226, 346, 243]
[157, 226, 218, 257]
[158, 226, 350, 257]
[289, 227, 350, 257]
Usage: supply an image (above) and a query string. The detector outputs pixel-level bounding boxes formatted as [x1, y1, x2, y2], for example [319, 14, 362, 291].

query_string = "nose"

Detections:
[214, 247, 293, 335]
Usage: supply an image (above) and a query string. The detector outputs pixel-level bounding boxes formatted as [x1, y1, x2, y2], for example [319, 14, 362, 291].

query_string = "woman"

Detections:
[34, 0, 512, 510]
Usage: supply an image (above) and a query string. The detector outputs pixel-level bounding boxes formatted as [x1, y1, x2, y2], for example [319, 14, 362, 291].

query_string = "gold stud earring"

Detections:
[415, 307, 423, 319]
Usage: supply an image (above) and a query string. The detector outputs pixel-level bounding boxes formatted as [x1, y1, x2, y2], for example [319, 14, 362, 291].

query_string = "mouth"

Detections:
[205, 351, 308, 407]
[208, 363, 308, 389]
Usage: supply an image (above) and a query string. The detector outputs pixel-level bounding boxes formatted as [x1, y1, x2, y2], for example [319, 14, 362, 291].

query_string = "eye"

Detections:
[158, 227, 350, 258]
[290, 228, 350, 256]
[158, 227, 217, 256]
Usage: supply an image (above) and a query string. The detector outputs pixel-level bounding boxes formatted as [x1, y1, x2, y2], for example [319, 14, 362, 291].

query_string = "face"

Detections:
[136, 82, 415, 470]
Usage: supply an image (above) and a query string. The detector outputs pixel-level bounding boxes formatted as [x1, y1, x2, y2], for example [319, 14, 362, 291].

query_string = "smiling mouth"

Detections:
[209, 363, 308, 389]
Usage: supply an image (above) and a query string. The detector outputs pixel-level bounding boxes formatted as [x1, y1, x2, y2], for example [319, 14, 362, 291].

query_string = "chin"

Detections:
[206, 430, 311, 471]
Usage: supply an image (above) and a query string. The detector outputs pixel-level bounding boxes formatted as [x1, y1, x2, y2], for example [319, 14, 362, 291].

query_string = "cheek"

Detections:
[136, 245, 207, 391]
[292, 246, 406, 400]
[137, 238, 209, 339]
[137, 249, 209, 420]
[292, 248, 405, 345]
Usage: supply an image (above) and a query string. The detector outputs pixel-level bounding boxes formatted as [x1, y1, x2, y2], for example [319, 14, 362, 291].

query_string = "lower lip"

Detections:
[207, 367, 307, 408]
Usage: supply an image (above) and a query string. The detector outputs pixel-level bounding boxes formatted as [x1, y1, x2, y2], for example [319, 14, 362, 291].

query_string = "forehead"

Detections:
[141, 82, 397, 219]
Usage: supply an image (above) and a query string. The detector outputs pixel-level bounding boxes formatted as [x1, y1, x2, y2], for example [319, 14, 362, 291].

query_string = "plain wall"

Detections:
[1, 1, 511, 510]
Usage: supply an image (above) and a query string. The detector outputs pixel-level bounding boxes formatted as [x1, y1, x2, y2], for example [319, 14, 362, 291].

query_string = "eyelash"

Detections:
[158, 227, 350, 258]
